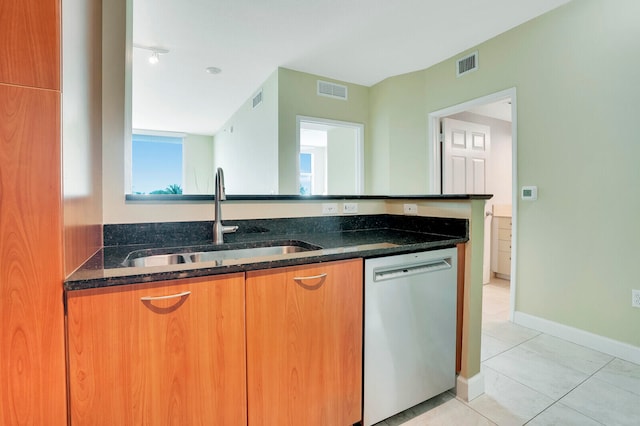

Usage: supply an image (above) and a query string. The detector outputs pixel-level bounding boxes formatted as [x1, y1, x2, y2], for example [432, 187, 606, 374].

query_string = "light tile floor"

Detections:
[374, 277, 640, 426]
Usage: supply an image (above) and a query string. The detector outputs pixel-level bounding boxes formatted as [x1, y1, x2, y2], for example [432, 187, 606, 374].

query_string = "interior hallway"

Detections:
[375, 278, 640, 425]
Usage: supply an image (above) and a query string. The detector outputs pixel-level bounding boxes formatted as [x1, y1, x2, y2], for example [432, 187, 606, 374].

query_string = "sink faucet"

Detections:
[213, 167, 238, 244]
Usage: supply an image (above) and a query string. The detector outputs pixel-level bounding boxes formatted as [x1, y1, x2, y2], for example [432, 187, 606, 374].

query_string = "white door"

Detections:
[442, 117, 492, 283]
[442, 118, 490, 194]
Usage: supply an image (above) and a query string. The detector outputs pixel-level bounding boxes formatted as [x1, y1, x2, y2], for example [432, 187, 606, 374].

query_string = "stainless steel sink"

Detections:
[122, 241, 322, 268]
[188, 245, 311, 263]
[127, 253, 189, 268]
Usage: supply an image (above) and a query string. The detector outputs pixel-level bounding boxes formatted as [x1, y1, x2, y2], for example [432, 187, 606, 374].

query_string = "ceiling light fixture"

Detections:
[133, 43, 169, 65]
[148, 51, 160, 64]
[205, 67, 222, 75]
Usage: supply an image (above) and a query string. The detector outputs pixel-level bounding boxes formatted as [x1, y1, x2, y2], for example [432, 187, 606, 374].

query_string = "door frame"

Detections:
[296, 115, 365, 195]
[427, 87, 518, 321]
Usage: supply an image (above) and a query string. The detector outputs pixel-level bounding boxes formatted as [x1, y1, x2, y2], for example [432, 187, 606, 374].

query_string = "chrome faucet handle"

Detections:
[222, 225, 239, 234]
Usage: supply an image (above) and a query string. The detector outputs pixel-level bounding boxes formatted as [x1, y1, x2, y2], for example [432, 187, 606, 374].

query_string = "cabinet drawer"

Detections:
[497, 252, 511, 275]
[498, 228, 511, 240]
[496, 217, 512, 229]
[498, 239, 511, 253]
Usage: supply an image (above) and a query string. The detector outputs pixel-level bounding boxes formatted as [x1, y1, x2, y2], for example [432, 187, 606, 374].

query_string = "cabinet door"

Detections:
[246, 259, 363, 426]
[0, 0, 60, 89]
[0, 84, 66, 425]
[67, 274, 247, 426]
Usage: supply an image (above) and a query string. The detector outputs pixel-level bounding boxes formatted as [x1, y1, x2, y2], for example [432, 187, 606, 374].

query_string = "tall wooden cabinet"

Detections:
[0, 1, 66, 423]
[0, 83, 66, 426]
[246, 259, 363, 426]
[66, 274, 247, 425]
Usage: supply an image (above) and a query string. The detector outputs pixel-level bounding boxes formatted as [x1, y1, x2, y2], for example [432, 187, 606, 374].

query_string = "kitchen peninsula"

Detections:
[64, 195, 489, 425]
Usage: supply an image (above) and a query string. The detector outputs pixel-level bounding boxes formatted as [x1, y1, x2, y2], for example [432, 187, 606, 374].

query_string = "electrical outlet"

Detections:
[343, 203, 358, 214]
[322, 203, 338, 215]
[404, 203, 418, 215]
[632, 289, 640, 308]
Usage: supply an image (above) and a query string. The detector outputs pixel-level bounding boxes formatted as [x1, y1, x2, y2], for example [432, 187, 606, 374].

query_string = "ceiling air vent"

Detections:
[456, 51, 478, 77]
[252, 89, 263, 108]
[317, 80, 348, 100]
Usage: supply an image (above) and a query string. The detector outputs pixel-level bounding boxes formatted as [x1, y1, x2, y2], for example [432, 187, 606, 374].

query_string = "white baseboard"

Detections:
[455, 371, 484, 402]
[513, 311, 640, 365]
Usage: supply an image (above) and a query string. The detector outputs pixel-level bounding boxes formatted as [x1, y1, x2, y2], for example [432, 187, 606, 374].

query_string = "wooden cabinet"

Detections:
[0, 84, 66, 425]
[68, 259, 364, 425]
[0, 0, 60, 89]
[492, 216, 512, 278]
[67, 274, 247, 426]
[246, 259, 363, 426]
[1, 0, 66, 423]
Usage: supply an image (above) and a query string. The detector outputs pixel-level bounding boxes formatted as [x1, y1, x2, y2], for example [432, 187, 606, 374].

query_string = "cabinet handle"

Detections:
[293, 273, 328, 290]
[293, 273, 327, 282]
[140, 291, 191, 301]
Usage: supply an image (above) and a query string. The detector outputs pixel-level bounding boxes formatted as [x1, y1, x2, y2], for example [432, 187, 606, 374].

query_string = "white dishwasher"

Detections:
[363, 248, 457, 426]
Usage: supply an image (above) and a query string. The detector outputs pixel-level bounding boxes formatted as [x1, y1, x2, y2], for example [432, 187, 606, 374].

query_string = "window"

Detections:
[299, 152, 313, 195]
[131, 133, 183, 194]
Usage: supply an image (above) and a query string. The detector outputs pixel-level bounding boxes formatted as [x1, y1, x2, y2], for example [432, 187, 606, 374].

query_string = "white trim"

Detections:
[455, 371, 485, 402]
[508, 90, 518, 322]
[514, 311, 640, 365]
[428, 88, 516, 193]
[427, 87, 518, 322]
[427, 114, 441, 194]
[132, 128, 187, 138]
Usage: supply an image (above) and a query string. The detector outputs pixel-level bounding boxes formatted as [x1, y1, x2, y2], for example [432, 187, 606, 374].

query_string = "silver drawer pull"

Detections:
[293, 273, 327, 282]
[140, 291, 191, 301]
[293, 273, 327, 290]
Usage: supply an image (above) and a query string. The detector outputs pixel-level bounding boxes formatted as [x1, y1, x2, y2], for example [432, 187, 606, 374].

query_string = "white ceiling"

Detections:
[132, 0, 569, 135]
[467, 100, 513, 122]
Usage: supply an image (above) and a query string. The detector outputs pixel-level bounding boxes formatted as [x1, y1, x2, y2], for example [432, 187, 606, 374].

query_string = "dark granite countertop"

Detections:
[65, 215, 468, 291]
[125, 193, 492, 202]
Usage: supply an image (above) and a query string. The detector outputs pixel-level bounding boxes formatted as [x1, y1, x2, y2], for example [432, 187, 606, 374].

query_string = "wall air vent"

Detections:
[252, 89, 263, 108]
[317, 80, 348, 100]
[456, 51, 478, 77]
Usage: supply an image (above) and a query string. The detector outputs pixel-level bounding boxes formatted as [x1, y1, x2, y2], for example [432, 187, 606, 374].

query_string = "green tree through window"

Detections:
[132, 133, 183, 194]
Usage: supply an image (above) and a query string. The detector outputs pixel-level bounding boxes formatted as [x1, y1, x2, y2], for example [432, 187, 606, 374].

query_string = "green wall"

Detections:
[369, 0, 640, 347]
[369, 70, 427, 194]
[277, 68, 369, 194]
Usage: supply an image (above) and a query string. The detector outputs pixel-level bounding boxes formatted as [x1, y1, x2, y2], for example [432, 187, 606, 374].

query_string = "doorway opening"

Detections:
[296, 116, 364, 196]
[428, 88, 517, 322]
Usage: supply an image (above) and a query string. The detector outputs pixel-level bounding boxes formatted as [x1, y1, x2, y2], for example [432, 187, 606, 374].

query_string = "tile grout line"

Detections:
[582, 357, 640, 398]
[513, 337, 616, 426]
[479, 282, 611, 425]
[471, 364, 554, 424]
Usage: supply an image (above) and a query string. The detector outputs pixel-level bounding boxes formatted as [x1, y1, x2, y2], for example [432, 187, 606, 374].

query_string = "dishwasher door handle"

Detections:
[374, 258, 452, 282]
